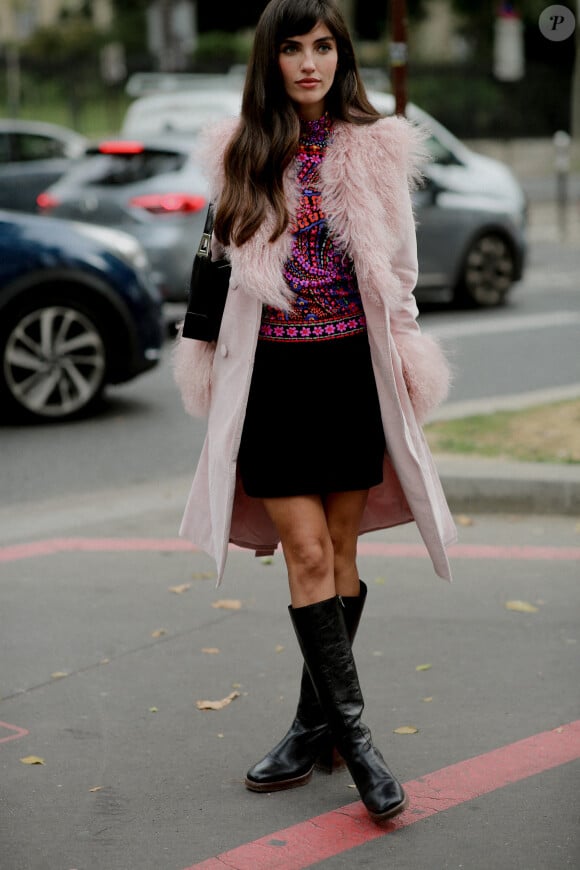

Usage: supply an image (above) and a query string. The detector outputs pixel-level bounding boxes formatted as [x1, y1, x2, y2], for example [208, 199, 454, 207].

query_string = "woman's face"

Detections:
[278, 21, 338, 120]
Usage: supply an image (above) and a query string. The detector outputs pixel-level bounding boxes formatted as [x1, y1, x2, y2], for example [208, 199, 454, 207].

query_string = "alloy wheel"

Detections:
[461, 235, 515, 307]
[4, 305, 106, 419]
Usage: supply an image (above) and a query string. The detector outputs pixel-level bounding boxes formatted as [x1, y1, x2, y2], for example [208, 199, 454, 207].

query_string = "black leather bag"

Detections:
[182, 206, 231, 342]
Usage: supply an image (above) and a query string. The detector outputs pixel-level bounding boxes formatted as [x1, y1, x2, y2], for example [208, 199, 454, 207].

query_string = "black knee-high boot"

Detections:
[290, 595, 407, 822]
[245, 581, 368, 792]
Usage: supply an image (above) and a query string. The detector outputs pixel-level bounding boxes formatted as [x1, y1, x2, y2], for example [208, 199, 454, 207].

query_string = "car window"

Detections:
[425, 134, 461, 166]
[75, 149, 186, 186]
[0, 133, 10, 163]
[14, 133, 67, 161]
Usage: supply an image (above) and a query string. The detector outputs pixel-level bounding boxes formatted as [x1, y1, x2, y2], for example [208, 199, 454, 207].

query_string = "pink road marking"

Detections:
[185, 720, 580, 870]
[0, 721, 29, 745]
[1, 538, 579, 564]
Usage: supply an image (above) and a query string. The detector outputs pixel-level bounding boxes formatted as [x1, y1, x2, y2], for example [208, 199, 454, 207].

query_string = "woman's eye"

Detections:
[317, 43, 332, 53]
[281, 44, 297, 54]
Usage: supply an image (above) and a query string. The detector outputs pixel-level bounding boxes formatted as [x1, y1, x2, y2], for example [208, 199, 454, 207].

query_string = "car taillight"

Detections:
[99, 141, 145, 154]
[37, 192, 60, 210]
[129, 194, 207, 216]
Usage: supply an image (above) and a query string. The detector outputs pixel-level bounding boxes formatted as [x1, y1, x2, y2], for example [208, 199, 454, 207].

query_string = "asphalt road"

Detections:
[0, 510, 578, 870]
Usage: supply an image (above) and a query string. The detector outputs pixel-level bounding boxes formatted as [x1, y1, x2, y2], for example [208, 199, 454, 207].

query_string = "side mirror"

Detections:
[415, 175, 443, 206]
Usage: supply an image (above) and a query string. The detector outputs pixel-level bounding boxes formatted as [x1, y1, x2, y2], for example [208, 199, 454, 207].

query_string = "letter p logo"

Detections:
[539, 5, 576, 41]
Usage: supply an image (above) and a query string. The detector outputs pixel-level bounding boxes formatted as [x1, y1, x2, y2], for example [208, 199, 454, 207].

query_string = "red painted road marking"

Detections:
[0, 721, 29, 745]
[185, 720, 580, 870]
[1, 537, 580, 563]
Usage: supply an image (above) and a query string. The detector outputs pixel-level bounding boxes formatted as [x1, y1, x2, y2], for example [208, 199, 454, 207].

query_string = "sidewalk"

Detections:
[430, 385, 580, 517]
[437, 453, 580, 516]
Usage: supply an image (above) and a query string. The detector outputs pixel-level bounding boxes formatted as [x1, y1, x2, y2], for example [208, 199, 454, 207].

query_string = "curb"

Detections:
[436, 456, 580, 517]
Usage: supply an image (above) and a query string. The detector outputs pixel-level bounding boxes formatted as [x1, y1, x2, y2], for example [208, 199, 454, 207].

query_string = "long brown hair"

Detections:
[214, 0, 380, 247]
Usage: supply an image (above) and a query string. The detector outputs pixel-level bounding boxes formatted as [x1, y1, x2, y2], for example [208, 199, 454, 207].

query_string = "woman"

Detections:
[174, 0, 457, 823]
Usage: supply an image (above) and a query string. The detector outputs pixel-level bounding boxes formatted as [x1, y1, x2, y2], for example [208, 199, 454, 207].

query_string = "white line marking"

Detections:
[427, 310, 580, 339]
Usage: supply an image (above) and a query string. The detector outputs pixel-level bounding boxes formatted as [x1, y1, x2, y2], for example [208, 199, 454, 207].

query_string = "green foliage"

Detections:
[23, 18, 107, 64]
[193, 31, 252, 71]
[110, 0, 149, 54]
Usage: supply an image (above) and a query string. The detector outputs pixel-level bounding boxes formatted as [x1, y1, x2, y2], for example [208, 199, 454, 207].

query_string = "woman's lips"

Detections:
[296, 79, 321, 89]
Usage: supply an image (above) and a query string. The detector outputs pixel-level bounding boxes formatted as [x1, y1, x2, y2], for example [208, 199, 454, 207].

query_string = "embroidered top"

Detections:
[259, 113, 366, 342]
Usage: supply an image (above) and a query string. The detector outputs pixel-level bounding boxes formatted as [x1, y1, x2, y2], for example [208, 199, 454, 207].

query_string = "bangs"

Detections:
[275, 0, 332, 44]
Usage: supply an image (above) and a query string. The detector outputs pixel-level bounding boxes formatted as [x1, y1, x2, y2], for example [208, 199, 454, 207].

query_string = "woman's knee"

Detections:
[284, 534, 333, 579]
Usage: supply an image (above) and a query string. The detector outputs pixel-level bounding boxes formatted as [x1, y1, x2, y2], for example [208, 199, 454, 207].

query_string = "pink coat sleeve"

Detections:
[384, 118, 452, 423]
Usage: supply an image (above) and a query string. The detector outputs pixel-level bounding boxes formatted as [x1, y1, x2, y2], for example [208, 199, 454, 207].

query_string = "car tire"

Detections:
[455, 233, 516, 308]
[0, 295, 108, 422]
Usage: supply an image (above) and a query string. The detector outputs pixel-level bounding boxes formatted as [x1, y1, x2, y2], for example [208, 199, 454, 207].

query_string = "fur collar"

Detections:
[198, 115, 430, 310]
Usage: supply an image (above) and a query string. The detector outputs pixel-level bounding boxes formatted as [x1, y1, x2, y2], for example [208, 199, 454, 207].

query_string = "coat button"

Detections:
[220, 343, 228, 358]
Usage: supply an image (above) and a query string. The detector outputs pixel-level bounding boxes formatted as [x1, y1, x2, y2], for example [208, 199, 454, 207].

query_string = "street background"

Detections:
[1, 1, 580, 868]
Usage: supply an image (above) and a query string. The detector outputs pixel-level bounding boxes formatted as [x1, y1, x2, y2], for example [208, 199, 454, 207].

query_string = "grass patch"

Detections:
[424, 399, 580, 464]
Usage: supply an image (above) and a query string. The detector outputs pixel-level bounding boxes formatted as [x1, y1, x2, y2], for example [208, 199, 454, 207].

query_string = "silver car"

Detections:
[0, 119, 88, 213]
[39, 89, 527, 308]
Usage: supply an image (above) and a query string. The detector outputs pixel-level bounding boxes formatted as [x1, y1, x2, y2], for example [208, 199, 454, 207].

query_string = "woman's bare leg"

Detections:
[262, 494, 335, 607]
[262, 489, 369, 605]
[323, 490, 369, 597]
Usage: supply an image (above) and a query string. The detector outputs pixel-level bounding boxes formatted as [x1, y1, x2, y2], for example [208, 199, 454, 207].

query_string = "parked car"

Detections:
[120, 86, 242, 139]
[37, 137, 210, 302]
[0, 119, 88, 213]
[0, 210, 163, 422]
[369, 91, 527, 308]
[38, 90, 527, 308]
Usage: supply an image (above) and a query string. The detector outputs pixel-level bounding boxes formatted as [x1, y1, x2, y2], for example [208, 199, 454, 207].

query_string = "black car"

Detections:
[0, 210, 163, 421]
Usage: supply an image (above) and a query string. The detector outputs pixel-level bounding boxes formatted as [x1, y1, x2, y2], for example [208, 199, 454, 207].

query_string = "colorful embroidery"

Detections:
[259, 114, 367, 342]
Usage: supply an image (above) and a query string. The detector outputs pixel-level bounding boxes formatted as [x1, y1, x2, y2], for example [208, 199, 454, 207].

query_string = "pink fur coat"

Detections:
[174, 115, 457, 584]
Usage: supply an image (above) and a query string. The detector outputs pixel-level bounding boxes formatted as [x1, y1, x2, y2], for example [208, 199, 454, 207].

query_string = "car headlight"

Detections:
[74, 222, 149, 271]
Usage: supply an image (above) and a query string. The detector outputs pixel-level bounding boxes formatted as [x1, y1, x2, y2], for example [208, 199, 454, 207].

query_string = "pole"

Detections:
[390, 0, 408, 116]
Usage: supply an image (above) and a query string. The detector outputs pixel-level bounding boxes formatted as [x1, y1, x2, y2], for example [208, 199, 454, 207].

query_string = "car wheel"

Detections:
[456, 234, 515, 307]
[1, 299, 107, 421]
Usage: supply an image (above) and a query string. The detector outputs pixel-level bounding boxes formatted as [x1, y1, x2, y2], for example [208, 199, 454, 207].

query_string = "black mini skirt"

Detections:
[237, 332, 386, 498]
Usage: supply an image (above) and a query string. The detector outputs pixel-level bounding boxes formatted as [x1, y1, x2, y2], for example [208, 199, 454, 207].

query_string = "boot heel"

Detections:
[314, 736, 335, 772]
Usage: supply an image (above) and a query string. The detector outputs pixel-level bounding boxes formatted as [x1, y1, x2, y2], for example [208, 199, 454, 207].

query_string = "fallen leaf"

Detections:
[169, 583, 191, 594]
[232, 683, 242, 689]
[347, 784, 357, 789]
[211, 599, 242, 611]
[51, 672, 68, 679]
[217, 733, 224, 738]
[275, 645, 285, 653]
[89, 786, 103, 792]
[151, 629, 166, 638]
[196, 691, 241, 711]
[260, 556, 274, 566]
[393, 726, 419, 735]
[422, 697, 434, 703]
[416, 663, 432, 672]
[505, 600, 539, 614]
[192, 571, 215, 580]
[456, 514, 474, 527]
[374, 576, 386, 585]
[554, 727, 564, 734]
[100, 658, 110, 665]
[202, 647, 220, 655]
[372, 651, 384, 657]
[149, 707, 158, 713]
[20, 756, 45, 765]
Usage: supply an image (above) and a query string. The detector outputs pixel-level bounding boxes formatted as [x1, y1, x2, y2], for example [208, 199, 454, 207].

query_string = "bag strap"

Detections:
[197, 204, 214, 260]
